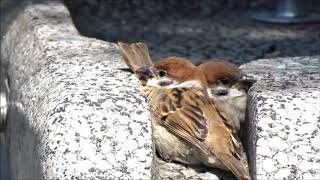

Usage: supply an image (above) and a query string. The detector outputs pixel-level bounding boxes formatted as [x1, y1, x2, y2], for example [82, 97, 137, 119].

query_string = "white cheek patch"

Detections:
[228, 88, 244, 98]
[167, 80, 202, 89]
[207, 86, 227, 100]
[206, 88, 215, 99]
[146, 78, 162, 87]
[208, 87, 244, 100]
[146, 79, 202, 89]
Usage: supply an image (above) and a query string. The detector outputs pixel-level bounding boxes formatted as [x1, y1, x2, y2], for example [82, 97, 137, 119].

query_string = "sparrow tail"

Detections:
[217, 153, 251, 180]
[117, 42, 153, 72]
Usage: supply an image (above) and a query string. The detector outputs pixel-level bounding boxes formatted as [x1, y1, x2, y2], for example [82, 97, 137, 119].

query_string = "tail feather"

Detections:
[118, 42, 153, 72]
[217, 153, 251, 180]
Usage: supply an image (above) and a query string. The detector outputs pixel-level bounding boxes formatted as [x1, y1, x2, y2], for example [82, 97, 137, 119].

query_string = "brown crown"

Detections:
[154, 57, 207, 86]
[198, 61, 241, 84]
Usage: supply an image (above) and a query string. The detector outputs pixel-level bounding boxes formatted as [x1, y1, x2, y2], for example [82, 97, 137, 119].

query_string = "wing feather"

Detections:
[152, 88, 210, 152]
[148, 86, 250, 179]
[118, 42, 153, 72]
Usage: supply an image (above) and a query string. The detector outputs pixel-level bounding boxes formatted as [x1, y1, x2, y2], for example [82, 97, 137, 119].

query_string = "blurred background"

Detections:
[64, 0, 320, 65]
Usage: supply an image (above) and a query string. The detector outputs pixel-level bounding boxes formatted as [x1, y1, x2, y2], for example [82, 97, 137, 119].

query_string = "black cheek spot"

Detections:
[161, 115, 167, 121]
[159, 81, 171, 86]
[214, 89, 229, 96]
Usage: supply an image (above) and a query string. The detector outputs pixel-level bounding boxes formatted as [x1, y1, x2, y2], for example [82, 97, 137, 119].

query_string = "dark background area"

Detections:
[64, 0, 320, 65]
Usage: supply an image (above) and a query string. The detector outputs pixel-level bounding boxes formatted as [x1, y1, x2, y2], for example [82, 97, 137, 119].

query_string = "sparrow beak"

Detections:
[135, 67, 156, 82]
[235, 78, 256, 92]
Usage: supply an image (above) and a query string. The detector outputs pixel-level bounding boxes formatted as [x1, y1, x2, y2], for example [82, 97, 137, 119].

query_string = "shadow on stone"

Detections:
[242, 93, 258, 180]
[5, 104, 44, 179]
[154, 155, 237, 180]
[63, 0, 320, 65]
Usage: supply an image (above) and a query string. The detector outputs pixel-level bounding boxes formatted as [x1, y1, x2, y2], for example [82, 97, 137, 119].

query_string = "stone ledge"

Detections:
[241, 57, 320, 180]
[1, 1, 152, 179]
[2, 0, 320, 179]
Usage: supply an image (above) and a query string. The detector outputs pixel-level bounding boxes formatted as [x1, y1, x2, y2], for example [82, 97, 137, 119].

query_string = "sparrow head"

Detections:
[198, 61, 255, 97]
[138, 57, 207, 89]
[198, 61, 241, 87]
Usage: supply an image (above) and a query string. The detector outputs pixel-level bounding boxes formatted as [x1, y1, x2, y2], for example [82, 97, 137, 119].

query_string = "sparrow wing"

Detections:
[118, 42, 153, 72]
[205, 98, 244, 157]
[213, 99, 241, 132]
[152, 88, 210, 153]
[203, 103, 251, 180]
[152, 87, 250, 179]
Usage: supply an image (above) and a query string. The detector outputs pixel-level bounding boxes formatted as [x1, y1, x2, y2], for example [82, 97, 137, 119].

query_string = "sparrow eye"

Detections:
[158, 70, 167, 77]
[219, 79, 232, 85]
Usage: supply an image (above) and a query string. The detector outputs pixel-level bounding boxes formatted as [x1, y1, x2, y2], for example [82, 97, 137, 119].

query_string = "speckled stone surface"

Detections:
[62, 1, 320, 178]
[240, 57, 320, 180]
[154, 157, 237, 180]
[2, 0, 320, 179]
[1, 1, 152, 179]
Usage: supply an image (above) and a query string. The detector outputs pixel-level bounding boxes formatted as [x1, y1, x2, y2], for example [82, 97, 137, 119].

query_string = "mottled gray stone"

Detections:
[240, 57, 320, 180]
[1, 1, 152, 179]
[154, 157, 236, 180]
[2, 0, 320, 179]
[0, 1, 236, 179]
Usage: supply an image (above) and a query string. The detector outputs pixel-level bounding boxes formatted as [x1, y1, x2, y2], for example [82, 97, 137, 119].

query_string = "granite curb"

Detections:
[1, 1, 152, 179]
[1, 0, 320, 179]
[241, 57, 320, 180]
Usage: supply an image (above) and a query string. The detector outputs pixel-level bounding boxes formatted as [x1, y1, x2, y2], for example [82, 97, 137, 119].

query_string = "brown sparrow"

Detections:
[118, 42, 251, 180]
[198, 61, 255, 132]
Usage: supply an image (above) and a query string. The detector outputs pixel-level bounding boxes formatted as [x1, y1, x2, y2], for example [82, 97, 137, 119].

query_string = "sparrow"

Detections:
[118, 42, 251, 180]
[198, 61, 256, 132]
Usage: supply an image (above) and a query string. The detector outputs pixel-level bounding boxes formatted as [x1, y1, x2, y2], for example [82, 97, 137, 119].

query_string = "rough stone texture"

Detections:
[2, 0, 320, 179]
[154, 157, 237, 180]
[63, 1, 320, 179]
[240, 57, 320, 180]
[1, 1, 152, 179]
[0, 1, 240, 179]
